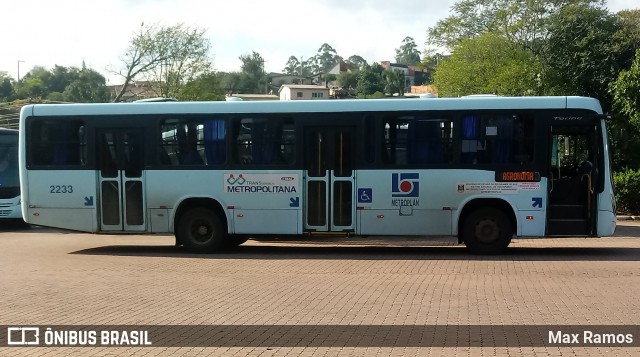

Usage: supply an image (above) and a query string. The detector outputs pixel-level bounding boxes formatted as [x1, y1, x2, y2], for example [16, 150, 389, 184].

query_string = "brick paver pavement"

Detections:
[1, 222, 639, 356]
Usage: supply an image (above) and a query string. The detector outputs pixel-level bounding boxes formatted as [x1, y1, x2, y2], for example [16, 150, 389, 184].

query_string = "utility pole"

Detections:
[17, 60, 25, 82]
[299, 56, 304, 84]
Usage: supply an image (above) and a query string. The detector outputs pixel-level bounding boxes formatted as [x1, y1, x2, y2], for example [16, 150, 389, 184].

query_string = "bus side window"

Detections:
[30, 120, 85, 167]
[160, 118, 226, 167]
[461, 115, 480, 164]
[407, 119, 446, 164]
[233, 117, 294, 166]
[204, 119, 226, 165]
[459, 114, 533, 165]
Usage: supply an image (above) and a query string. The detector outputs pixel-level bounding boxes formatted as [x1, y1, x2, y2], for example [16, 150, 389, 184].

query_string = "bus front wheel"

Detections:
[462, 207, 512, 254]
[177, 208, 226, 253]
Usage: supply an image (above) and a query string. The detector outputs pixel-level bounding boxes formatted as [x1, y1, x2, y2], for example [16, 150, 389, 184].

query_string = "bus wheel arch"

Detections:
[174, 198, 228, 253]
[458, 199, 516, 254]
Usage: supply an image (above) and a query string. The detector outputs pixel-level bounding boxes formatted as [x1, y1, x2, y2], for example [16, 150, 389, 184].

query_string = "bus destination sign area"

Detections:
[495, 171, 541, 182]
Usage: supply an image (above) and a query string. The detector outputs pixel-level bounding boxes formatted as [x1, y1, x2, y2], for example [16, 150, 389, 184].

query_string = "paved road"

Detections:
[1, 222, 639, 356]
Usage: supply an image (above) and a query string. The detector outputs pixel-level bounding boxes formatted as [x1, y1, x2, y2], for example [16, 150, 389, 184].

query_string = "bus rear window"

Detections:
[28, 119, 86, 167]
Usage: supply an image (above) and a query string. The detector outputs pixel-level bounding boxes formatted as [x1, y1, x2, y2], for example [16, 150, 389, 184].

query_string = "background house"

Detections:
[106, 81, 160, 102]
[278, 84, 329, 101]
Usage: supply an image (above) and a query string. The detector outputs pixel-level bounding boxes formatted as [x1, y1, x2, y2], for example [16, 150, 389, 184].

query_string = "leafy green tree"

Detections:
[433, 33, 542, 97]
[542, 4, 628, 110]
[239, 51, 267, 93]
[63, 68, 110, 103]
[218, 72, 243, 94]
[0, 72, 13, 100]
[315, 43, 343, 75]
[356, 63, 385, 97]
[283, 56, 300, 75]
[395, 37, 421, 66]
[346, 55, 367, 70]
[427, 0, 604, 55]
[337, 70, 358, 90]
[15, 77, 46, 99]
[384, 69, 406, 96]
[47, 65, 79, 94]
[303, 56, 321, 76]
[617, 9, 640, 58]
[112, 23, 213, 102]
[611, 50, 640, 131]
[180, 72, 225, 101]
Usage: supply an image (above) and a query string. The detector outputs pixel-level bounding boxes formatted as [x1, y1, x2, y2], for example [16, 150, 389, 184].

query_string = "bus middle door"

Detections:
[304, 127, 356, 233]
[97, 128, 146, 232]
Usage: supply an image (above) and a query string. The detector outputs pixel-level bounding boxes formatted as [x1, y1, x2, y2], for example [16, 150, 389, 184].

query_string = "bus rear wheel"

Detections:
[462, 207, 512, 254]
[177, 208, 226, 253]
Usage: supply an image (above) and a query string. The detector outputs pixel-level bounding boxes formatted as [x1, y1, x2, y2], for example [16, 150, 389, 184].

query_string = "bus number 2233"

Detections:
[50, 185, 73, 194]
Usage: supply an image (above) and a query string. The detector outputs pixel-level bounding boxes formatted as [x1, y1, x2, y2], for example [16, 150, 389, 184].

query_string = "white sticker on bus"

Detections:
[457, 182, 519, 194]
[224, 173, 299, 194]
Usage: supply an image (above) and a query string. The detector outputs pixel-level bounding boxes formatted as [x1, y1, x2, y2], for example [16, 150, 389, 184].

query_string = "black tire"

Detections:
[177, 208, 226, 253]
[462, 207, 513, 254]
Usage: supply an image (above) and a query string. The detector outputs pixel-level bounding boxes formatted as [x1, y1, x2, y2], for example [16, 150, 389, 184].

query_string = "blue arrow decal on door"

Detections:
[289, 197, 300, 207]
[532, 197, 542, 208]
[84, 196, 94, 206]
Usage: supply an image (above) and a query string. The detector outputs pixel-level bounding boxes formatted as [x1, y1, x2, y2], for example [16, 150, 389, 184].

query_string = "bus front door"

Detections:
[547, 125, 600, 236]
[304, 127, 355, 233]
[97, 129, 146, 232]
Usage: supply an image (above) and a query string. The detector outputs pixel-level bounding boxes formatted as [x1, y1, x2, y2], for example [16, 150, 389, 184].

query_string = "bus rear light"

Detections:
[236, 213, 244, 218]
[526, 215, 534, 220]
[377, 215, 384, 219]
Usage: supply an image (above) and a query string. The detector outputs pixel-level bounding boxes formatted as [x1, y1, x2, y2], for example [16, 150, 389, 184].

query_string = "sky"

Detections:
[2, 0, 639, 85]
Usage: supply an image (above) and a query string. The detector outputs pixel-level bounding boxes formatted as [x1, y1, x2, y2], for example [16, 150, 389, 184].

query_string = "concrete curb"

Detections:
[617, 216, 640, 221]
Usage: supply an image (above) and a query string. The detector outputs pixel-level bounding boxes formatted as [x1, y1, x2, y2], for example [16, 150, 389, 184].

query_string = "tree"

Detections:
[395, 37, 421, 66]
[0, 72, 13, 100]
[218, 72, 243, 94]
[112, 23, 213, 102]
[337, 70, 358, 90]
[239, 51, 267, 93]
[63, 68, 110, 103]
[346, 55, 368, 70]
[433, 33, 542, 97]
[180, 72, 225, 101]
[283, 56, 300, 75]
[542, 4, 628, 110]
[384, 69, 407, 96]
[611, 50, 640, 132]
[617, 10, 640, 57]
[356, 63, 385, 97]
[16, 78, 45, 99]
[47, 65, 79, 94]
[609, 50, 640, 170]
[427, 0, 604, 55]
[315, 43, 343, 76]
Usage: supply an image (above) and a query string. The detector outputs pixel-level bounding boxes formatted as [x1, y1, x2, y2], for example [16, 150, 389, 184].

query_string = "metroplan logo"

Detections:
[391, 173, 419, 197]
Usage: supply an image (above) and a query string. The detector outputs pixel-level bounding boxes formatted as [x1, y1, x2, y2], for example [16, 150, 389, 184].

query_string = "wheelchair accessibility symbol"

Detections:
[358, 188, 373, 203]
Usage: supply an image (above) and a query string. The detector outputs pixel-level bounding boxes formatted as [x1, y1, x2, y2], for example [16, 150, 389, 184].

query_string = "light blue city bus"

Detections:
[19, 96, 616, 253]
